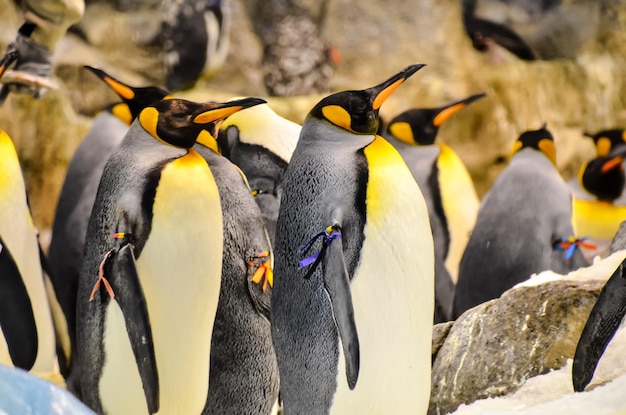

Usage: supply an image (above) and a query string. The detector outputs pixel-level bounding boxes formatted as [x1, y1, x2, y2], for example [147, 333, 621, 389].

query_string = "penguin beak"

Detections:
[193, 97, 267, 124]
[432, 92, 487, 127]
[84, 65, 136, 100]
[369, 64, 425, 110]
[0, 50, 18, 79]
[601, 156, 624, 173]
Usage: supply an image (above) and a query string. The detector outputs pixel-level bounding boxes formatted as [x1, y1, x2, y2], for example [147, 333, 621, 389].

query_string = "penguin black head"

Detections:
[579, 154, 626, 202]
[84, 66, 171, 125]
[510, 124, 556, 165]
[138, 97, 267, 149]
[583, 129, 626, 157]
[386, 92, 486, 146]
[308, 64, 425, 134]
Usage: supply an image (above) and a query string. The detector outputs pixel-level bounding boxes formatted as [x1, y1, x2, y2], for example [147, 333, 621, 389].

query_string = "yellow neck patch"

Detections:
[538, 139, 557, 165]
[196, 130, 220, 154]
[322, 105, 353, 132]
[389, 121, 415, 146]
[138, 107, 173, 147]
[111, 103, 133, 126]
[596, 137, 611, 157]
[433, 103, 465, 127]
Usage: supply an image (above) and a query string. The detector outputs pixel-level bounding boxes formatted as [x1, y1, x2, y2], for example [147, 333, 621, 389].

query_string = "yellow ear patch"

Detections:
[196, 130, 220, 154]
[433, 103, 466, 127]
[373, 79, 404, 110]
[111, 103, 133, 126]
[194, 106, 243, 124]
[104, 77, 135, 100]
[509, 140, 523, 159]
[596, 137, 611, 157]
[538, 138, 557, 165]
[322, 105, 352, 131]
[389, 122, 415, 146]
[138, 107, 160, 139]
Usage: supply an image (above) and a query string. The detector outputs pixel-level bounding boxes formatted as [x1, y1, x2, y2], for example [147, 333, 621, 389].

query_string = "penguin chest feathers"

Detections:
[101, 149, 223, 415]
[332, 136, 434, 413]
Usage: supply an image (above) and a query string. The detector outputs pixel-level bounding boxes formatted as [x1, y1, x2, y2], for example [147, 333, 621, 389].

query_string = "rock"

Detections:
[0, 364, 94, 414]
[429, 251, 626, 415]
[432, 321, 455, 364]
[610, 221, 626, 253]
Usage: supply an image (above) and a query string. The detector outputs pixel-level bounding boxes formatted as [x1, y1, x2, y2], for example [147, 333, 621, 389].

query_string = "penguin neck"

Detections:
[196, 130, 221, 154]
[302, 116, 375, 151]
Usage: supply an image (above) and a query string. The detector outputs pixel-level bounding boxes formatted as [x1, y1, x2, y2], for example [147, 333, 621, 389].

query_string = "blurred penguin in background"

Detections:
[453, 125, 589, 318]
[383, 92, 485, 322]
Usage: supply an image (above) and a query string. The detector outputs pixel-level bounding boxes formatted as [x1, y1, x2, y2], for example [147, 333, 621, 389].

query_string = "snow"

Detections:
[451, 250, 626, 415]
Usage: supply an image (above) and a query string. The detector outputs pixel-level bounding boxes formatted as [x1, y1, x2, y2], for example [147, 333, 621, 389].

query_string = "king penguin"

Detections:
[271, 64, 434, 414]
[218, 102, 300, 243]
[47, 66, 168, 389]
[0, 50, 63, 384]
[572, 149, 626, 258]
[193, 108, 280, 414]
[383, 92, 485, 322]
[77, 96, 266, 414]
[0, 127, 59, 381]
[569, 128, 626, 205]
[453, 125, 589, 319]
[573, 255, 626, 392]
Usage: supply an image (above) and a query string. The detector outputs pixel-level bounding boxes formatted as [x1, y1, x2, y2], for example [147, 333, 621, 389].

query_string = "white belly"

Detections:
[101, 151, 223, 414]
[0, 131, 56, 374]
[332, 137, 434, 413]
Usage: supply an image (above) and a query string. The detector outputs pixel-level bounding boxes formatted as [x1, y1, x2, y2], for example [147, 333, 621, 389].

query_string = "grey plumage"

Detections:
[453, 145, 588, 318]
[194, 144, 280, 415]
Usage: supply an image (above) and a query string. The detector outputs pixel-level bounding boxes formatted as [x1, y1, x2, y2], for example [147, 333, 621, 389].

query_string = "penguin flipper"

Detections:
[108, 244, 159, 414]
[321, 230, 360, 390]
[0, 236, 38, 370]
[572, 258, 626, 392]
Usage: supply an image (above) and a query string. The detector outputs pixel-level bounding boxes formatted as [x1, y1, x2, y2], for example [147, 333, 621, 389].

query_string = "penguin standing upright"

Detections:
[0, 128, 59, 381]
[0, 50, 61, 383]
[218, 103, 300, 243]
[453, 126, 589, 318]
[47, 67, 168, 387]
[193, 111, 280, 414]
[271, 65, 434, 414]
[384, 92, 485, 321]
[77, 97, 266, 414]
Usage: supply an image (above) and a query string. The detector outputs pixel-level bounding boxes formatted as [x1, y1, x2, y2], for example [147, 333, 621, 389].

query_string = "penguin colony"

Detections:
[1, 46, 624, 415]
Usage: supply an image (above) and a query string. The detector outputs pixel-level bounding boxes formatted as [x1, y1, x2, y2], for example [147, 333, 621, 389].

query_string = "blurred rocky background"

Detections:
[0, 0, 624, 235]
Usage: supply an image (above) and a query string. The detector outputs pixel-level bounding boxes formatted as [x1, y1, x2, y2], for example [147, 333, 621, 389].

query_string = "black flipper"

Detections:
[107, 244, 159, 414]
[572, 258, 626, 392]
[321, 229, 360, 390]
[0, 236, 38, 370]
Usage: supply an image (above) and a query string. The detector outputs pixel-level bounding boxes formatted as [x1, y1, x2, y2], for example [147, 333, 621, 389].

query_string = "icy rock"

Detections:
[0, 364, 94, 414]
[429, 251, 626, 415]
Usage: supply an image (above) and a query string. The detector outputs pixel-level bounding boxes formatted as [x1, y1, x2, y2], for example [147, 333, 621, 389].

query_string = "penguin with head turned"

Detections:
[453, 125, 589, 319]
[218, 103, 300, 243]
[47, 66, 168, 389]
[572, 145, 626, 255]
[271, 64, 434, 414]
[0, 50, 61, 383]
[383, 92, 485, 322]
[193, 104, 280, 414]
[77, 96, 271, 414]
